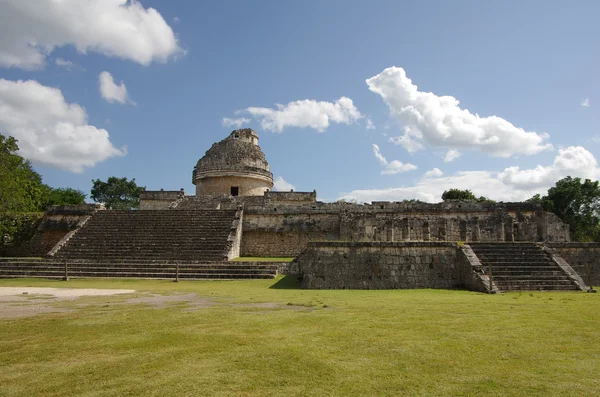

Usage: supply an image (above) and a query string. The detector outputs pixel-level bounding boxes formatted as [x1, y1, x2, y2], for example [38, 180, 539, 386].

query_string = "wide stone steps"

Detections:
[469, 243, 578, 292]
[55, 209, 238, 262]
[0, 260, 278, 280]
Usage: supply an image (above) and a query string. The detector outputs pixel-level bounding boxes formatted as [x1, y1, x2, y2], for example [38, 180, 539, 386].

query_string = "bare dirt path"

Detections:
[0, 287, 136, 319]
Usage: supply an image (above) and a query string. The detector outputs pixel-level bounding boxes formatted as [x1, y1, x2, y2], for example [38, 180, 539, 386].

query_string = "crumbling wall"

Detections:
[140, 190, 184, 210]
[26, 204, 100, 256]
[546, 242, 600, 286]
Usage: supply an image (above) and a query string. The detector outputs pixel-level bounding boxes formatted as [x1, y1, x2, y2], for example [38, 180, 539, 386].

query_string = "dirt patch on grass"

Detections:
[0, 287, 135, 299]
[126, 293, 214, 310]
[0, 287, 136, 319]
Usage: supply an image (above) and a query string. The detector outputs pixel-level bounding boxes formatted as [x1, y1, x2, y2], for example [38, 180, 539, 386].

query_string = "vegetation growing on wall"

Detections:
[0, 212, 43, 251]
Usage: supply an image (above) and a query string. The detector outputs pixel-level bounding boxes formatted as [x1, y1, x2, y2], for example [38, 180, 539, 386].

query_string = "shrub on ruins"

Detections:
[0, 212, 44, 251]
[533, 177, 600, 242]
[91, 177, 146, 210]
[441, 189, 494, 203]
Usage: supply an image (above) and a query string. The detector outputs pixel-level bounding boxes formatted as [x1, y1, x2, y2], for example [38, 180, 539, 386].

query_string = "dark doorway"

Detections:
[230, 186, 239, 196]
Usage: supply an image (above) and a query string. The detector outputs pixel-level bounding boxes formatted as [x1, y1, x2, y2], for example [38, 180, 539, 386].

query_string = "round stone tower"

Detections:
[193, 128, 274, 196]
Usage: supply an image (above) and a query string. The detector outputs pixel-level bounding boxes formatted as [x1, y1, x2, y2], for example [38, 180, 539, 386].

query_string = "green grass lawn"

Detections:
[0, 277, 598, 397]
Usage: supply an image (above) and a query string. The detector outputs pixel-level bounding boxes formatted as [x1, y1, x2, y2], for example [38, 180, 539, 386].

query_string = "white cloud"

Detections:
[55, 58, 75, 70]
[273, 176, 295, 191]
[0, 78, 126, 172]
[366, 67, 553, 157]
[581, 98, 590, 107]
[222, 117, 251, 129]
[0, 0, 183, 70]
[173, 16, 180, 24]
[242, 97, 362, 132]
[498, 146, 600, 189]
[366, 119, 375, 130]
[372, 144, 417, 175]
[424, 168, 443, 178]
[99, 71, 133, 105]
[339, 146, 600, 203]
[444, 149, 461, 162]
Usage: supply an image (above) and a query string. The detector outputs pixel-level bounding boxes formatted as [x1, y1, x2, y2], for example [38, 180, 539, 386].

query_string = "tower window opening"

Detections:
[231, 186, 239, 196]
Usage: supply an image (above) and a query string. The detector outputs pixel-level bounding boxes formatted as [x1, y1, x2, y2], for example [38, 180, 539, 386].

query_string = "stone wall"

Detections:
[546, 242, 600, 286]
[240, 212, 339, 257]
[241, 231, 331, 257]
[264, 191, 317, 205]
[298, 242, 463, 289]
[140, 190, 184, 210]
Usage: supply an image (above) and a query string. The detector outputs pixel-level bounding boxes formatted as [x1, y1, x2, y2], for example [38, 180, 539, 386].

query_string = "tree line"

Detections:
[2, 133, 600, 241]
[1, 133, 143, 213]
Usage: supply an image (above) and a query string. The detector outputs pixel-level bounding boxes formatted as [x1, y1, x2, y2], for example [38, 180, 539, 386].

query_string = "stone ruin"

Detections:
[1, 128, 597, 292]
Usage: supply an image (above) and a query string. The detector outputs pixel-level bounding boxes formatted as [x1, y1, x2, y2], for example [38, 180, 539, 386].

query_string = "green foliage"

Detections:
[537, 176, 600, 242]
[441, 189, 495, 203]
[41, 187, 86, 208]
[0, 212, 43, 248]
[91, 176, 145, 210]
[0, 134, 45, 212]
[0, 134, 85, 213]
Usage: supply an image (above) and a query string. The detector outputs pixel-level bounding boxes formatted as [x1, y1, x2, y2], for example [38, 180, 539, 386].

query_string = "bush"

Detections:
[0, 212, 44, 249]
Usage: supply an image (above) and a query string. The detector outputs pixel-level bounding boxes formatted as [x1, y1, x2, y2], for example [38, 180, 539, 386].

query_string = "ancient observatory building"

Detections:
[192, 128, 273, 196]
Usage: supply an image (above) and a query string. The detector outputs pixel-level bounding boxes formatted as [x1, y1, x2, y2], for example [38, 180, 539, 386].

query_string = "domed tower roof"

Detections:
[192, 129, 273, 195]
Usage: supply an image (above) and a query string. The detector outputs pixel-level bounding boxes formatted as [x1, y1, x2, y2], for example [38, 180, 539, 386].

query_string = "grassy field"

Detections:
[0, 277, 598, 397]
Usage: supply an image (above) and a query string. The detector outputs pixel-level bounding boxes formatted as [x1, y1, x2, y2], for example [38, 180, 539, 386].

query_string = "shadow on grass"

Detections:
[269, 275, 302, 289]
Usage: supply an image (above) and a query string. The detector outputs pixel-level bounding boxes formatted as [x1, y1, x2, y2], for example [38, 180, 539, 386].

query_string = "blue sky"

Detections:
[0, 0, 598, 202]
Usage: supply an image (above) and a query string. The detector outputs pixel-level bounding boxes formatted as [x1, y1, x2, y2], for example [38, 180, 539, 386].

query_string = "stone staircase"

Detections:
[54, 210, 237, 262]
[469, 243, 580, 291]
[0, 258, 278, 280]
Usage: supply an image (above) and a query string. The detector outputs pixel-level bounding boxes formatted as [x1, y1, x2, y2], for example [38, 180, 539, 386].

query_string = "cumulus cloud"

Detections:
[366, 67, 553, 157]
[222, 117, 251, 129]
[0, 78, 126, 172]
[498, 146, 600, 189]
[424, 168, 443, 178]
[99, 71, 133, 105]
[373, 144, 417, 175]
[339, 146, 600, 203]
[366, 119, 375, 130]
[273, 176, 295, 191]
[444, 149, 461, 162]
[581, 98, 590, 107]
[0, 0, 182, 70]
[55, 58, 75, 70]
[241, 97, 362, 132]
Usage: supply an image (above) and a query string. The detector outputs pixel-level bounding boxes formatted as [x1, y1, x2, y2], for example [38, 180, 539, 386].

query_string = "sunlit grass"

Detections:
[0, 277, 598, 397]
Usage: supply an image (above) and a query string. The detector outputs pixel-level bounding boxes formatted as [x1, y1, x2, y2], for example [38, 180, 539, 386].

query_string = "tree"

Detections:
[91, 177, 145, 209]
[42, 187, 86, 208]
[540, 177, 600, 242]
[442, 189, 477, 201]
[441, 189, 495, 203]
[0, 134, 45, 212]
